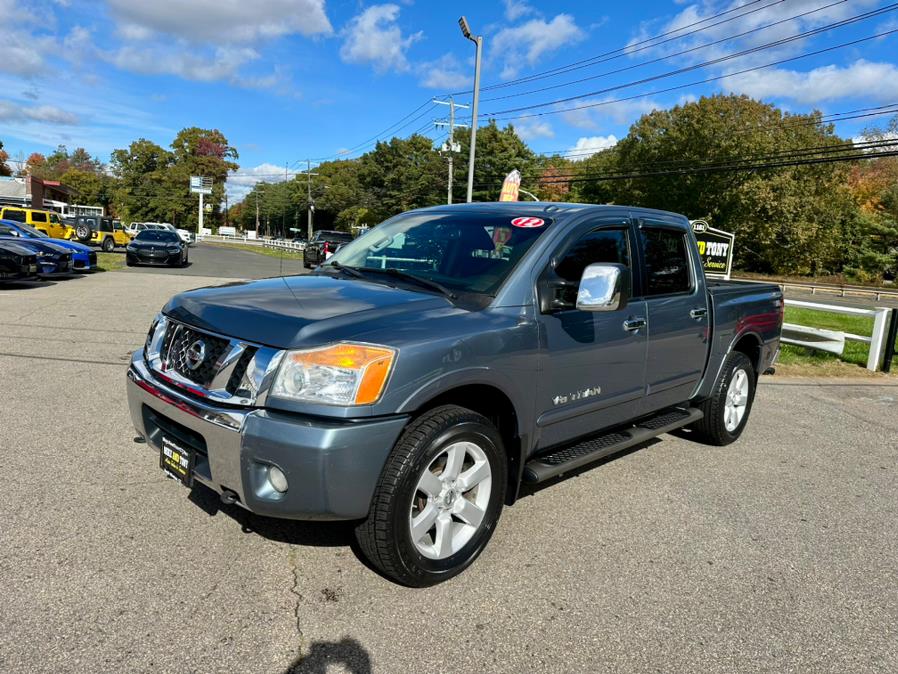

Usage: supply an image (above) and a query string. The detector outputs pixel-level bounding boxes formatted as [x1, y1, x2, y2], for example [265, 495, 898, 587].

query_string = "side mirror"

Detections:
[575, 263, 630, 312]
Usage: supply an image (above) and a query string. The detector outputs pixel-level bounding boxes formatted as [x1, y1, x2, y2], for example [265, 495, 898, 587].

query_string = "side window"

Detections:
[5, 210, 26, 223]
[50, 214, 61, 224]
[641, 227, 692, 296]
[31, 212, 47, 223]
[553, 227, 630, 308]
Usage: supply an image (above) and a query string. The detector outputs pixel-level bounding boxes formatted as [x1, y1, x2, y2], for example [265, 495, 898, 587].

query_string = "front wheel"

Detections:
[690, 351, 756, 446]
[101, 236, 115, 252]
[355, 405, 507, 587]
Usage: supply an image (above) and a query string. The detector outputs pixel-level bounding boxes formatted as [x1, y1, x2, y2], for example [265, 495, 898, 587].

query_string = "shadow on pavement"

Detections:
[284, 637, 372, 674]
[187, 484, 354, 549]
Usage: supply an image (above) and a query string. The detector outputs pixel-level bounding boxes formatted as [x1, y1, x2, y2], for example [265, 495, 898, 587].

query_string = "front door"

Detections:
[637, 218, 709, 412]
[536, 219, 647, 449]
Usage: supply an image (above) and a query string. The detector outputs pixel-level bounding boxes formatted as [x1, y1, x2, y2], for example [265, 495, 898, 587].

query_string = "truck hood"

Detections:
[163, 274, 451, 349]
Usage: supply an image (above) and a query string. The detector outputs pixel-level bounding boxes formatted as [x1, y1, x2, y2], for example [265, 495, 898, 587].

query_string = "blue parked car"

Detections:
[0, 224, 74, 277]
[0, 219, 96, 271]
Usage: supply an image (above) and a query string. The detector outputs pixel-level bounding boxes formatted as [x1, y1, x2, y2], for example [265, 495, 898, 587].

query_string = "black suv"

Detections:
[302, 229, 353, 268]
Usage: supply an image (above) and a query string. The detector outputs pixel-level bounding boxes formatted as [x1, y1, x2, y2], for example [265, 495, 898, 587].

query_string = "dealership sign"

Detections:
[691, 219, 735, 279]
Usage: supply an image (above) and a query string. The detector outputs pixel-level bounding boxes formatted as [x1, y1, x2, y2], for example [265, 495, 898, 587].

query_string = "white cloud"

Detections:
[340, 4, 422, 73]
[104, 45, 265, 84]
[493, 14, 586, 79]
[514, 119, 554, 140]
[106, 0, 332, 44]
[227, 163, 297, 203]
[567, 135, 618, 160]
[418, 53, 470, 90]
[722, 60, 898, 104]
[0, 100, 79, 125]
[503, 0, 536, 22]
[560, 96, 660, 129]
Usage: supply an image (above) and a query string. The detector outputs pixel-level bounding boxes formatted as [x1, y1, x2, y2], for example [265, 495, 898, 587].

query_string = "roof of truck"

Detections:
[412, 201, 689, 222]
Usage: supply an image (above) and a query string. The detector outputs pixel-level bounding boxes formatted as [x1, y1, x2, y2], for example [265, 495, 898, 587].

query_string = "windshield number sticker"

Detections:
[511, 217, 545, 228]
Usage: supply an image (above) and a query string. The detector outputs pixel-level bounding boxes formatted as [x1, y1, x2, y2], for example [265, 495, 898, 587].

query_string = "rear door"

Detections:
[637, 217, 709, 412]
[536, 217, 648, 447]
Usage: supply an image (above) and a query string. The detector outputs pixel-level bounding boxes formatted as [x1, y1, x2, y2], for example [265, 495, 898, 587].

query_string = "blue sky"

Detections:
[2, 0, 898, 201]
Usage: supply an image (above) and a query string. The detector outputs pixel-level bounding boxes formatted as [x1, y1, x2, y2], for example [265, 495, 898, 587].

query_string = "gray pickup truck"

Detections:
[127, 203, 782, 586]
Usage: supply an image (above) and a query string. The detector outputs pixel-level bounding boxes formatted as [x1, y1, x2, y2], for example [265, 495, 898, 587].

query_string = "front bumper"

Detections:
[127, 250, 181, 265]
[126, 352, 409, 520]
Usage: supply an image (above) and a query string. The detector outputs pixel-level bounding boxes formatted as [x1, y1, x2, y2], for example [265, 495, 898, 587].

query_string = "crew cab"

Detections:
[302, 229, 353, 268]
[127, 203, 782, 586]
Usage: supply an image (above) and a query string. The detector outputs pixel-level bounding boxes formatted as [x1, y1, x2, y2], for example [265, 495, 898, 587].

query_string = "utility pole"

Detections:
[433, 97, 469, 204]
[459, 17, 483, 203]
[297, 159, 319, 240]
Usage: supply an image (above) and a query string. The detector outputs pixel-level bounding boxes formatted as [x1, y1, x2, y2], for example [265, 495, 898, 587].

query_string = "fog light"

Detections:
[267, 465, 288, 493]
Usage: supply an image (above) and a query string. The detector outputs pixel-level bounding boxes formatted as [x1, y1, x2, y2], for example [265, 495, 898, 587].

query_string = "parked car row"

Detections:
[0, 207, 197, 282]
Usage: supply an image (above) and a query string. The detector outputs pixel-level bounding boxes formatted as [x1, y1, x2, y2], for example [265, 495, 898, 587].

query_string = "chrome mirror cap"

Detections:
[576, 263, 630, 312]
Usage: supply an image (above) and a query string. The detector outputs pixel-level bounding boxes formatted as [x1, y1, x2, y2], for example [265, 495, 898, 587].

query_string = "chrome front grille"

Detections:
[144, 315, 282, 406]
[167, 325, 231, 387]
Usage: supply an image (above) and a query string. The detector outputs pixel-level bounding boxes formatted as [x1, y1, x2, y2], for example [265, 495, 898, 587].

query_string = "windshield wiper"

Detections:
[326, 260, 365, 279]
[358, 267, 457, 300]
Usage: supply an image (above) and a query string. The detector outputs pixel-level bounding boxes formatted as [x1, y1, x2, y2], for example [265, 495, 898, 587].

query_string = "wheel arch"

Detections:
[411, 383, 525, 506]
[731, 331, 763, 375]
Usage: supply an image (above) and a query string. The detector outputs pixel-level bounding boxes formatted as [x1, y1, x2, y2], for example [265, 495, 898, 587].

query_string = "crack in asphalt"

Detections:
[288, 548, 307, 672]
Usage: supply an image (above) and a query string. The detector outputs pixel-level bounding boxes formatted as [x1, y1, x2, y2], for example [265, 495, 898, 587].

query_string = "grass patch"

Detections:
[204, 241, 304, 260]
[781, 305, 875, 372]
[96, 252, 125, 271]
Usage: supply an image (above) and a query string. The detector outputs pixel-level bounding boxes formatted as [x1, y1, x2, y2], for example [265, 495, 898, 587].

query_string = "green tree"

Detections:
[452, 121, 541, 202]
[0, 141, 12, 177]
[612, 94, 855, 274]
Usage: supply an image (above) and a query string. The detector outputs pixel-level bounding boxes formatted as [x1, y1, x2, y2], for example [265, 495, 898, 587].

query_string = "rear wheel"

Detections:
[355, 405, 506, 587]
[101, 236, 115, 252]
[690, 351, 756, 446]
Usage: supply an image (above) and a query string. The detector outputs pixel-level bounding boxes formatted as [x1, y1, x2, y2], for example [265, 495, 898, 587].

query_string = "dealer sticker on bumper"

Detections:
[160, 436, 194, 487]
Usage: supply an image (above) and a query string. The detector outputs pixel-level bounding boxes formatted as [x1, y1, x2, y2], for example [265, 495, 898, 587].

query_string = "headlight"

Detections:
[271, 343, 396, 406]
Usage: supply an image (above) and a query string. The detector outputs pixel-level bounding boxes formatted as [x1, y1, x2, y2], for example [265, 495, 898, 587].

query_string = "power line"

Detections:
[479, 0, 850, 104]
[481, 7, 898, 118]
[452, 0, 781, 95]
[470, 139, 898, 187]
[484, 26, 898, 123]
[534, 103, 898, 159]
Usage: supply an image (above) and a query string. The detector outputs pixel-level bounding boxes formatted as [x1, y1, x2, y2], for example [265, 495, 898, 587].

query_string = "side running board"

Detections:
[522, 407, 703, 484]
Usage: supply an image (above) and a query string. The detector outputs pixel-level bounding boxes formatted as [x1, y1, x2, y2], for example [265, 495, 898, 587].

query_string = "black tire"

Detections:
[355, 405, 507, 587]
[101, 236, 115, 252]
[75, 224, 92, 242]
[690, 351, 756, 446]
[181, 251, 189, 267]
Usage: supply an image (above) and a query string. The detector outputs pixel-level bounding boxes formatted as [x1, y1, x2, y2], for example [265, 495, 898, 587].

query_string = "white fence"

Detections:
[782, 299, 892, 371]
[197, 233, 305, 252]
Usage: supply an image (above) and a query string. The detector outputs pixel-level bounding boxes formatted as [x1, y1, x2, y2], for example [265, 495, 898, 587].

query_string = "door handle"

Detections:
[689, 308, 708, 320]
[623, 317, 646, 331]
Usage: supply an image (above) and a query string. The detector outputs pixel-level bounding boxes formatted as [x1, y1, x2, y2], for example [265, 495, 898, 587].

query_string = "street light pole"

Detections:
[459, 16, 482, 204]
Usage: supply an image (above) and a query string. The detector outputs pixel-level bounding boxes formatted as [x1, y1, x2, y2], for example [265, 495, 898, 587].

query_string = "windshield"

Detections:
[135, 230, 180, 242]
[327, 212, 553, 295]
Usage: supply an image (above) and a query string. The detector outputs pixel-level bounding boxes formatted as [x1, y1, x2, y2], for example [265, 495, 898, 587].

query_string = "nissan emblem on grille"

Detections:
[185, 339, 206, 371]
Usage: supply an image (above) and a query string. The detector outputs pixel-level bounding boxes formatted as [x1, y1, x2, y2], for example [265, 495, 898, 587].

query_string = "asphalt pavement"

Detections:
[119, 241, 307, 278]
[1, 259, 896, 673]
